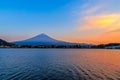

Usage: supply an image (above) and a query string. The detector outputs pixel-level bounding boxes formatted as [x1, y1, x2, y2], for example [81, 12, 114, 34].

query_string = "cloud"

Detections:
[76, 12, 120, 44]
[82, 6, 102, 15]
[72, 0, 120, 44]
[78, 14, 120, 32]
[76, 13, 120, 44]
[77, 0, 120, 32]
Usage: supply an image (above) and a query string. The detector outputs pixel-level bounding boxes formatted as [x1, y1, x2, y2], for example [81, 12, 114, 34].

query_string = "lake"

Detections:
[0, 49, 120, 80]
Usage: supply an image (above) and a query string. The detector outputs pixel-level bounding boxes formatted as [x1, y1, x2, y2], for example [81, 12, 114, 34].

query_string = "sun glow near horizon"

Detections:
[75, 14, 120, 44]
[74, 0, 120, 44]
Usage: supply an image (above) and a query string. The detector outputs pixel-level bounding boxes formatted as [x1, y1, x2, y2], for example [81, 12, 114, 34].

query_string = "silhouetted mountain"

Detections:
[0, 39, 12, 46]
[12, 33, 89, 46]
[12, 33, 73, 46]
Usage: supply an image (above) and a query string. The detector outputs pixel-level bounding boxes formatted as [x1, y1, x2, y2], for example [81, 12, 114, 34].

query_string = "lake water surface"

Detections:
[0, 49, 120, 80]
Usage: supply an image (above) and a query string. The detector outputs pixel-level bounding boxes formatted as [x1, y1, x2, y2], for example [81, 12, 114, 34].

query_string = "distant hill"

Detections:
[11, 33, 90, 46]
[0, 39, 12, 46]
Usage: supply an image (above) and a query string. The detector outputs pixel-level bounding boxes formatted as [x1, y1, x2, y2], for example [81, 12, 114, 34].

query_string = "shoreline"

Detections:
[0, 47, 119, 50]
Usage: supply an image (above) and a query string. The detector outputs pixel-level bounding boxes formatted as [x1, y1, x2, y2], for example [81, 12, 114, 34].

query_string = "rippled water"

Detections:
[0, 49, 120, 80]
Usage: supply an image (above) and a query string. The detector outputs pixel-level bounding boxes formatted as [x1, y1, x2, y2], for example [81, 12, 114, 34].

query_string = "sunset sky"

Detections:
[0, 0, 120, 44]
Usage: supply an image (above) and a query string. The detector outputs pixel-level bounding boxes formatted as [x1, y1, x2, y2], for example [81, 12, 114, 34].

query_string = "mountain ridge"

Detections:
[0, 39, 13, 46]
[11, 33, 77, 46]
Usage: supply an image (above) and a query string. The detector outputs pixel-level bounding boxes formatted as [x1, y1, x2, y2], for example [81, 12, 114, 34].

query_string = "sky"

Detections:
[0, 0, 120, 44]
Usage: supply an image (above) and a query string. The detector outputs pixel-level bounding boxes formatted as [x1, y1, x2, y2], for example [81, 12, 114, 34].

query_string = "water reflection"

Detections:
[0, 49, 120, 80]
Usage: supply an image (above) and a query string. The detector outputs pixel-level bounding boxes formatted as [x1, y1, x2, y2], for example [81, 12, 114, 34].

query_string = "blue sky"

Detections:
[0, 0, 77, 41]
[0, 0, 120, 44]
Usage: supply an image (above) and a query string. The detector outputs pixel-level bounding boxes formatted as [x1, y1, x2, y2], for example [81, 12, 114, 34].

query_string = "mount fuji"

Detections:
[11, 33, 77, 46]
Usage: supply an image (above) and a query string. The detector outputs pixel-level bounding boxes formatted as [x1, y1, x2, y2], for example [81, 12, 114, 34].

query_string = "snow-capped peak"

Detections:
[16, 33, 59, 42]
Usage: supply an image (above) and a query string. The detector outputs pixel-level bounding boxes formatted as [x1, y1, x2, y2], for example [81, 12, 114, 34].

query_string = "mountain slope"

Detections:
[0, 39, 12, 46]
[21, 33, 60, 42]
[12, 34, 75, 46]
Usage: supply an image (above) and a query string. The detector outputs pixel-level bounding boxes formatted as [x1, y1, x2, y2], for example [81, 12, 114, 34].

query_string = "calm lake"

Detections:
[0, 49, 120, 80]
